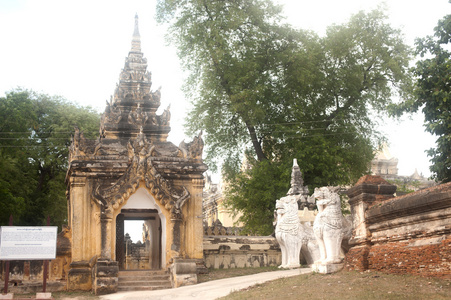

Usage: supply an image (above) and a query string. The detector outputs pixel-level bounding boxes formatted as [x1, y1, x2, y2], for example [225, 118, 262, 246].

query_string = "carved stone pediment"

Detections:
[93, 129, 190, 219]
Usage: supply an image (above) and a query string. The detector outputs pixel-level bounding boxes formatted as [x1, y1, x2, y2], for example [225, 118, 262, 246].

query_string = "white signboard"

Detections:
[0, 226, 58, 260]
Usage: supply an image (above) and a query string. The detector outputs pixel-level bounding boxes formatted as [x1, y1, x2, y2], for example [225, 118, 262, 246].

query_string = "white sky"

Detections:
[124, 220, 144, 243]
[0, 0, 449, 184]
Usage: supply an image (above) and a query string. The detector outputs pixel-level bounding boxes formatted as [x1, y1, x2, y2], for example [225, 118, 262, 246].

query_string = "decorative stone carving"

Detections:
[104, 99, 122, 123]
[128, 103, 148, 127]
[179, 132, 204, 160]
[152, 87, 161, 103]
[69, 126, 86, 160]
[158, 105, 171, 126]
[312, 186, 346, 273]
[148, 114, 158, 126]
[99, 99, 122, 139]
[93, 129, 190, 219]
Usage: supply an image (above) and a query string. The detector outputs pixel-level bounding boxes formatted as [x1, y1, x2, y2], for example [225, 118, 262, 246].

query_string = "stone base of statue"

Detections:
[312, 262, 344, 274]
[279, 263, 301, 269]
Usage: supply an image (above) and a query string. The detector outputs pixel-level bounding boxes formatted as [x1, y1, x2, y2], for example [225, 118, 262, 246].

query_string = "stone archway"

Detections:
[92, 129, 190, 265]
[65, 14, 207, 295]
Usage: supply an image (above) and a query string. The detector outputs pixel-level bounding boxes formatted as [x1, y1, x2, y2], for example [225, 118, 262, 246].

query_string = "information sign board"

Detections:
[0, 226, 58, 260]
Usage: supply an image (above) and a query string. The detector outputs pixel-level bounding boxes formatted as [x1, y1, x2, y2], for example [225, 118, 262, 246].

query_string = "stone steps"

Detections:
[118, 269, 168, 276]
[119, 275, 169, 282]
[117, 270, 172, 292]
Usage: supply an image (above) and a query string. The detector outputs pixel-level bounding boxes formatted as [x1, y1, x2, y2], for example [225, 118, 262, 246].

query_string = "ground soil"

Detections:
[13, 291, 98, 300]
[219, 269, 451, 300]
[12, 268, 451, 299]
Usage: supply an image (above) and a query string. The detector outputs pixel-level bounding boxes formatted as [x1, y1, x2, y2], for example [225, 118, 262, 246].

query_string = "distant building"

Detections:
[370, 145, 399, 176]
[370, 145, 435, 192]
[202, 175, 243, 228]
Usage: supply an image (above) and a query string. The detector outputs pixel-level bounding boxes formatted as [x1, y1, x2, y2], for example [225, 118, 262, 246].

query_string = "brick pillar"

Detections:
[344, 175, 396, 271]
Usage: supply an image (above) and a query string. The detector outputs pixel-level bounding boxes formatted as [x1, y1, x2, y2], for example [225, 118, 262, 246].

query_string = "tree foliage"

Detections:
[157, 1, 413, 234]
[0, 89, 100, 228]
[393, 12, 451, 183]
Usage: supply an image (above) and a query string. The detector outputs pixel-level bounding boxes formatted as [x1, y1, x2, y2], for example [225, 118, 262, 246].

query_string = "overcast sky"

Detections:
[0, 0, 448, 183]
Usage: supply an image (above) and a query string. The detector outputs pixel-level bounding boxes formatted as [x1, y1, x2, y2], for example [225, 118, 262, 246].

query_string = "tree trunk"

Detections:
[246, 122, 267, 162]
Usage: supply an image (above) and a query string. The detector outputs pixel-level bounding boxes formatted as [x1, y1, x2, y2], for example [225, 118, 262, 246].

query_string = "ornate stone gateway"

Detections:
[65, 15, 206, 294]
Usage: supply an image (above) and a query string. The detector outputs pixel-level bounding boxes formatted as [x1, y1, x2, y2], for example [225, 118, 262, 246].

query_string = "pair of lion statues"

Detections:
[274, 186, 351, 269]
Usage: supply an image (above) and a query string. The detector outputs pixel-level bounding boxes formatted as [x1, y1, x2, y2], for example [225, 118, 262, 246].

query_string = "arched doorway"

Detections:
[115, 188, 166, 270]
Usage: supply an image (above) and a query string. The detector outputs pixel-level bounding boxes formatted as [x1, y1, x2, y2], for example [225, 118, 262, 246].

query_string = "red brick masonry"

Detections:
[367, 237, 451, 278]
[345, 178, 451, 279]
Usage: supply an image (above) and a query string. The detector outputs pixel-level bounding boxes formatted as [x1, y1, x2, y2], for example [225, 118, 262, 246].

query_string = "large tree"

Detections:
[157, 1, 413, 234]
[393, 13, 451, 183]
[0, 89, 100, 228]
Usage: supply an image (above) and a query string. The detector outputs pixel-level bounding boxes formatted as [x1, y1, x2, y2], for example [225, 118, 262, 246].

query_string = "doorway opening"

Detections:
[116, 209, 162, 270]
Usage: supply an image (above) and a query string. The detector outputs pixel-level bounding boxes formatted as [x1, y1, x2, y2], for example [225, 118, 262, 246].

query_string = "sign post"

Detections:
[0, 222, 57, 298]
[2, 215, 13, 295]
[0, 226, 57, 260]
[43, 216, 50, 293]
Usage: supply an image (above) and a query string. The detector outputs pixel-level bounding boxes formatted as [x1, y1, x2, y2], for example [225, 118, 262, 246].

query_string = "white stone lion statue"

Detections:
[312, 187, 345, 264]
[275, 195, 320, 268]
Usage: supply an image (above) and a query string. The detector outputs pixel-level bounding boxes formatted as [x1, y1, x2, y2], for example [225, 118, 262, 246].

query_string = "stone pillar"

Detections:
[170, 258, 198, 288]
[69, 177, 86, 262]
[67, 177, 93, 291]
[100, 216, 113, 259]
[93, 259, 119, 295]
[67, 257, 96, 291]
[344, 175, 396, 271]
[191, 178, 205, 259]
[171, 218, 182, 256]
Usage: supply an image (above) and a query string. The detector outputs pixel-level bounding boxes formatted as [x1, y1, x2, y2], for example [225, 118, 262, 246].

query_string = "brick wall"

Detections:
[368, 237, 451, 278]
[345, 177, 451, 279]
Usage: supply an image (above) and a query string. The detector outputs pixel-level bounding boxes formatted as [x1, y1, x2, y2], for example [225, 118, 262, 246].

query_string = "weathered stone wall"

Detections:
[345, 176, 451, 278]
[204, 219, 245, 236]
[203, 236, 281, 269]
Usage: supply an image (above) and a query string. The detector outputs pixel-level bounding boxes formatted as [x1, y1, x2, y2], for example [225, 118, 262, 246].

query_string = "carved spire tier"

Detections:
[99, 14, 168, 141]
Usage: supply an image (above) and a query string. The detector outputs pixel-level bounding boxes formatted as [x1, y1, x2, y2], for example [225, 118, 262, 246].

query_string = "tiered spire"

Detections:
[131, 13, 141, 52]
[112, 13, 153, 107]
[288, 159, 307, 195]
[287, 159, 313, 209]
[98, 14, 170, 141]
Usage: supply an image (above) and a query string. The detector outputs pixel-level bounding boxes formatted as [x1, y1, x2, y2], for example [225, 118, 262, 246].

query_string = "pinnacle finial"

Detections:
[133, 13, 140, 37]
[131, 14, 141, 52]
[287, 158, 304, 195]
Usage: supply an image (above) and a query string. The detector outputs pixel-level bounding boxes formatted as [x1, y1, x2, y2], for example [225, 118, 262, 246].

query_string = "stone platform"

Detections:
[312, 262, 344, 274]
